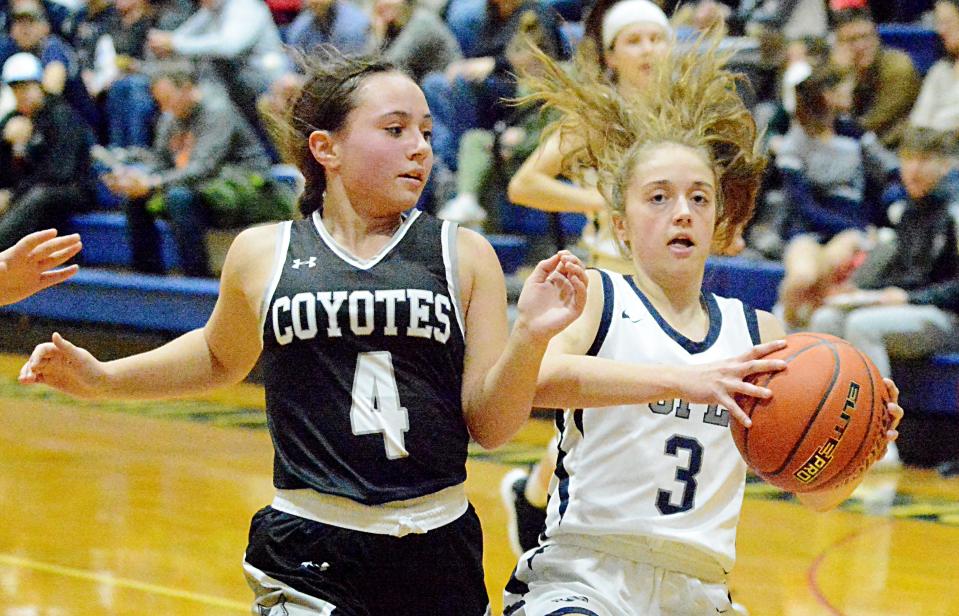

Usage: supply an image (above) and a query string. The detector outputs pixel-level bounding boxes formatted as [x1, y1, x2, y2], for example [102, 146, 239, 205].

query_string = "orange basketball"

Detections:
[731, 333, 892, 493]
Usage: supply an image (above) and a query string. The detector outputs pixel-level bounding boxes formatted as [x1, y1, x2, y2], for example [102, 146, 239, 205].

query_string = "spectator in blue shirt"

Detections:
[285, 0, 370, 55]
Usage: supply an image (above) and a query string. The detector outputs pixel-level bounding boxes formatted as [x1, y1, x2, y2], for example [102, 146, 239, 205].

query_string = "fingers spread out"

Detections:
[741, 358, 787, 379]
[721, 394, 751, 428]
[37, 237, 82, 268]
[17, 228, 61, 254]
[38, 264, 80, 288]
[743, 339, 787, 360]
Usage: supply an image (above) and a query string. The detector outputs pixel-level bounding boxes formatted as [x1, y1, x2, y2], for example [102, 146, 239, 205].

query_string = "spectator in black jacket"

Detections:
[808, 126, 959, 381]
[0, 52, 93, 251]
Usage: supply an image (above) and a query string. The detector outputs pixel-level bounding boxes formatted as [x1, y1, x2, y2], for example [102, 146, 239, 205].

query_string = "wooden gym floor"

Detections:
[1, 353, 958, 615]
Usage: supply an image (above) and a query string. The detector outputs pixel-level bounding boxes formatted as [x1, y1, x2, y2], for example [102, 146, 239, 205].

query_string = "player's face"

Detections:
[332, 72, 433, 215]
[605, 22, 669, 90]
[617, 143, 717, 281]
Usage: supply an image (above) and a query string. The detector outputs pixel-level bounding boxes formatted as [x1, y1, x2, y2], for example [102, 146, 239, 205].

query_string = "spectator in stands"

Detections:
[831, 7, 920, 148]
[72, 0, 115, 77]
[0, 228, 82, 306]
[146, 0, 287, 132]
[103, 63, 273, 277]
[368, 0, 460, 82]
[778, 65, 897, 238]
[436, 8, 550, 226]
[910, 0, 959, 132]
[74, 0, 157, 147]
[806, 127, 959, 467]
[508, 0, 673, 273]
[0, 53, 93, 251]
[285, 0, 370, 56]
[421, 0, 565, 169]
[152, 0, 193, 30]
[746, 0, 829, 40]
[775, 64, 899, 328]
[0, 0, 99, 129]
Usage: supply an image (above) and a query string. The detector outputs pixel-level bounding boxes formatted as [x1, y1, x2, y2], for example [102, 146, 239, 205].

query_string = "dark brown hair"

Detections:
[831, 7, 875, 29]
[273, 48, 401, 217]
[794, 64, 846, 135]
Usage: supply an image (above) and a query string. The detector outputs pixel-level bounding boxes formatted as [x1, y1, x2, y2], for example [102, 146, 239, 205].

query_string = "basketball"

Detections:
[732, 333, 892, 493]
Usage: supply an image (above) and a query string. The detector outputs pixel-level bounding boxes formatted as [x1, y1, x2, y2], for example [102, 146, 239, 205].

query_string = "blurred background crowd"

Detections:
[0, 0, 957, 318]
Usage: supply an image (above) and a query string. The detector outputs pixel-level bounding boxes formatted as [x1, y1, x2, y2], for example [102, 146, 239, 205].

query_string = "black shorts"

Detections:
[243, 504, 489, 616]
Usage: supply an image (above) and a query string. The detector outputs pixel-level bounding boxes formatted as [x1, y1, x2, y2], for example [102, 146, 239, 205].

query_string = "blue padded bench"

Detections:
[894, 354, 959, 416]
[67, 212, 182, 271]
[704, 256, 785, 312]
[0, 269, 218, 333]
[487, 234, 530, 274]
[66, 213, 531, 275]
[877, 24, 944, 75]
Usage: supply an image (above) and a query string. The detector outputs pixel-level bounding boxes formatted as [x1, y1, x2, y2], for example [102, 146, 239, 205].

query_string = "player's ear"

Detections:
[611, 211, 630, 246]
[308, 130, 340, 171]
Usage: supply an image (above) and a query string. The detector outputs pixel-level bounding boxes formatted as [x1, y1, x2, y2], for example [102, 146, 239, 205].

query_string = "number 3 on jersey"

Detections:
[350, 351, 410, 459]
[656, 435, 703, 515]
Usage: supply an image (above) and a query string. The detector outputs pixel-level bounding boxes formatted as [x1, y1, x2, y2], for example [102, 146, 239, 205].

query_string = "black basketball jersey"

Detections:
[260, 210, 469, 505]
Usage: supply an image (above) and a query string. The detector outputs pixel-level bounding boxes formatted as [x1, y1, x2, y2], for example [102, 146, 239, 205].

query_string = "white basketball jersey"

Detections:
[542, 270, 762, 574]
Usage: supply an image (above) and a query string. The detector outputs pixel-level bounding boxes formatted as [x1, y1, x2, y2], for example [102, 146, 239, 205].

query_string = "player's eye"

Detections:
[691, 192, 711, 205]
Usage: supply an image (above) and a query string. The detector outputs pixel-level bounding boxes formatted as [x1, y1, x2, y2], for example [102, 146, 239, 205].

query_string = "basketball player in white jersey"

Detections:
[18, 50, 588, 615]
[502, 38, 905, 615]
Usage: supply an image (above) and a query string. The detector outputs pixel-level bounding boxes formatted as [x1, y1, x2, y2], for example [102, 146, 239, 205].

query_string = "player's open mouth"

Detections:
[668, 236, 694, 248]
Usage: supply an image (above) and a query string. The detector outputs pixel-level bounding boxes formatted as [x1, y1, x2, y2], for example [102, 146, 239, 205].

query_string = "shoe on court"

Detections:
[500, 468, 547, 556]
[437, 193, 487, 225]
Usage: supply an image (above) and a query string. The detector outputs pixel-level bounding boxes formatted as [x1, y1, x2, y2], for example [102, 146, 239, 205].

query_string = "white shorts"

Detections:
[503, 542, 738, 616]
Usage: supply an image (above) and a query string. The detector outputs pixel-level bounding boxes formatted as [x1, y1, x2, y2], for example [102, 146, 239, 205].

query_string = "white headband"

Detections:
[601, 0, 672, 50]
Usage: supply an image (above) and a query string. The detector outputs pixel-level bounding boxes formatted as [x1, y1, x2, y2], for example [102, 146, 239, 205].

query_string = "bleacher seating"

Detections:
[877, 24, 944, 75]
[2, 247, 955, 415]
[0, 269, 218, 333]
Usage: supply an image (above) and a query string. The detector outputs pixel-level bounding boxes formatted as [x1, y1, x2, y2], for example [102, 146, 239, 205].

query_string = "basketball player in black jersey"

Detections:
[19, 51, 588, 615]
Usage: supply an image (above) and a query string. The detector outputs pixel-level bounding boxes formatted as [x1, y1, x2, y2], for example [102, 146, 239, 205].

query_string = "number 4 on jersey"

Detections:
[350, 351, 410, 459]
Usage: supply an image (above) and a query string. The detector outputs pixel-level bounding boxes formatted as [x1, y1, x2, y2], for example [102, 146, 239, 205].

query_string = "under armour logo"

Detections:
[292, 257, 317, 269]
[621, 310, 642, 323]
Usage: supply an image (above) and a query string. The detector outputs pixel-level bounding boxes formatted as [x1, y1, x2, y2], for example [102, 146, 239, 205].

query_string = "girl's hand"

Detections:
[514, 250, 588, 344]
[19, 333, 107, 399]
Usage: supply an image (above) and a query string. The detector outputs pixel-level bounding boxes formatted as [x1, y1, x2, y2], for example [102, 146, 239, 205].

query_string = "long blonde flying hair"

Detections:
[517, 35, 767, 251]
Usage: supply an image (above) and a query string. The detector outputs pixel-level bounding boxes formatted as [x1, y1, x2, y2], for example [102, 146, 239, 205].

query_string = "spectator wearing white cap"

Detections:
[0, 52, 94, 251]
[0, 0, 100, 129]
